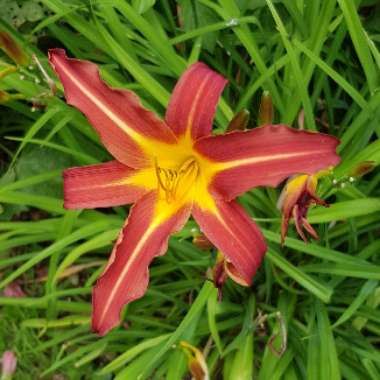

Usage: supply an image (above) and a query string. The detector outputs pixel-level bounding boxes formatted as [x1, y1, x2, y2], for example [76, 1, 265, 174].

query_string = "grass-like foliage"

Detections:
[0, 0, 380, 379]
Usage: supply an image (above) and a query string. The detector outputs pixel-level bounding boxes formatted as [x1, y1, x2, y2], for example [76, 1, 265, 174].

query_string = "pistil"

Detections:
[155, 157, 199, 203]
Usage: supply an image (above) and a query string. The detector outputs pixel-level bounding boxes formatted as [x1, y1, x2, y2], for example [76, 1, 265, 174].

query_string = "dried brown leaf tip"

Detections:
[0, 66, 17, 80]
[0, 90, 24, 103]
[0, 30, 28, 66]
[0, 90, 9, 102]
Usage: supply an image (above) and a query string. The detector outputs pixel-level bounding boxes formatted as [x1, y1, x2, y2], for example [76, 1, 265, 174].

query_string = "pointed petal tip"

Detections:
[48, 48, 67, 66]
[196, 124, 341, 200]
[91, 320, 110, 337]
[48, 49, 176, 168]
[166, 61, 227, 139]
[91, 192, 192, 336]
[48, 47, 65, 57]
[91, 288, 125, 336]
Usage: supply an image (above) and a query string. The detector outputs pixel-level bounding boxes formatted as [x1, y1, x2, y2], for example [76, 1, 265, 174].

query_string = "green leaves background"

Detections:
[0, 0, 379, 379]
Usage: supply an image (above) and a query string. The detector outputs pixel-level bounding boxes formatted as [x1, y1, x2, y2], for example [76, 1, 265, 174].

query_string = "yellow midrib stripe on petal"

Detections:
[55, 60, 149, 149]
[217, 212, 260, 268]
[219, 151, 321, 170]
[97, 199, 186, 327]
[193, 193, 260, 270]
[184, 72, 212, 140]
[97, 223, 157, 327]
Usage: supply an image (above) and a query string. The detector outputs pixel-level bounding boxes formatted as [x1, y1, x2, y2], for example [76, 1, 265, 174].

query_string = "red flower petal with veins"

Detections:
[64, 161, 148, 209]
[165, 62, 227, 139]
[92, 191, 191, 335]
[48, 49, 176, 169]
[193, 198, 266, 286]
[195, 124, 340, 200]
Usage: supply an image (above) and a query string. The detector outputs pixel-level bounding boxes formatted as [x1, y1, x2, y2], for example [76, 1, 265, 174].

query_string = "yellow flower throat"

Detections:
[155, 157, 199, 203]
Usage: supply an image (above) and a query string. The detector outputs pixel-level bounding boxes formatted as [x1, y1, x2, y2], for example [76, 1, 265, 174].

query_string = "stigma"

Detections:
[155, 157, 199, 203]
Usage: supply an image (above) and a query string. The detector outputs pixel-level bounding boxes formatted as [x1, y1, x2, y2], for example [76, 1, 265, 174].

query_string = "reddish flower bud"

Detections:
[3, 282, 25, 298]
[211, 252, 250, 301]
[212, 253, 227, 301]
[0, 31, 28, 66]
[226, 109, 250, 132]
[258, 90, 274, 126]
[279, 174, 328, 245]
[180, 341, 209, 380]
[1, 351, 17, 379]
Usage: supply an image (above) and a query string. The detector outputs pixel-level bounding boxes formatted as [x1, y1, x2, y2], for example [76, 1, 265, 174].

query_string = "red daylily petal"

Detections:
[195, 124, 340, 200]
[193, 198, 267, 286]
[63, 161, 149, 209]
[48, 49, 176, 168]
[92, 191, 191, 335]
[165, 62, 227, 140]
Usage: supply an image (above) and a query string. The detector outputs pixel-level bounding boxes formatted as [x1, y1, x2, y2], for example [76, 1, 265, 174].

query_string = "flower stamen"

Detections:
[155, 157, 199, 203]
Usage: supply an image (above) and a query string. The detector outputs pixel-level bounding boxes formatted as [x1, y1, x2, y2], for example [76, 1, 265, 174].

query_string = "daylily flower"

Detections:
[48, 49, 340, 335]
[278, 172, 330, 244]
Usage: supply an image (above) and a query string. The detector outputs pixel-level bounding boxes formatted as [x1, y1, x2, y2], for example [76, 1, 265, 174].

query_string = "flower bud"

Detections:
[227, 109, 250, 132]
[211, 252, 250, 301]
[180, 341, 209, 380]
[279, 174, 328, 245]
[0, 31, 28, 66]
[3, 281, 25, 298]
[192, 233, 214, 251]
[1, 351, 17, 380]
[258, 90, 274, 126]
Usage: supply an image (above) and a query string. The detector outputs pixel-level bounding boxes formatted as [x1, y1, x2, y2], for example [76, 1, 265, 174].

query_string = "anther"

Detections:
[155, 157, 199, 203]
